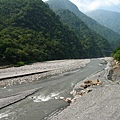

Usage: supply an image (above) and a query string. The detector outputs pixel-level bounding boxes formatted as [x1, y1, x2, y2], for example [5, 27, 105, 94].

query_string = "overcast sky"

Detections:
[42, 0, 120, 13]
[70, 0, 120, 12]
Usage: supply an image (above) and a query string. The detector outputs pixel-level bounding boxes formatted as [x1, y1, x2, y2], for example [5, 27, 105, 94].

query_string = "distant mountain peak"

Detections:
[47, 0, 120, 49]
[86, 9, 120, 35]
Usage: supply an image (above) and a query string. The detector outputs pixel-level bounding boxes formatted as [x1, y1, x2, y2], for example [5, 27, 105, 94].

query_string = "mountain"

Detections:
[0, 0, 89, 65]
[47, 0, 120, 49]
[86, 9, 120, 35]
[56, 9, 112, 57]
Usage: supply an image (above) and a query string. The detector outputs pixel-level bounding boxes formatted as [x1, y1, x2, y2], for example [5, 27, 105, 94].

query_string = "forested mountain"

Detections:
[0, 0, 89, 65]
[86, 9, 120, 34]
[47, 0, 120, 49]
[56, 9, 112, 57]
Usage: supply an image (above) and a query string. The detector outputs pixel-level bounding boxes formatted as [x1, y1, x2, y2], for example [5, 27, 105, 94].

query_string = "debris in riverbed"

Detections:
[84, 80, 92, 84]
[60, 88, 92, 104]
[91, 79, 102, 85]
[80, 84, 91, 89]
[63, 79, 102, 104]
[71, 89, 92, 96]
[60, 97, 72, 103]
[80, 79, 102, 89]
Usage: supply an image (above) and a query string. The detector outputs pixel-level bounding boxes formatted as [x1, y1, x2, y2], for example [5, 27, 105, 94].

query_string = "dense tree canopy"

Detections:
[56, 10, 112, 57]
[0, 0, 87, 65]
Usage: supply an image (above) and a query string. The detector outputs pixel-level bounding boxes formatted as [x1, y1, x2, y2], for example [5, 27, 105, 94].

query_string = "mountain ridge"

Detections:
[56, 9, 112, 57]
[86, 9, 120, 35]
[47, 0, 120, 49]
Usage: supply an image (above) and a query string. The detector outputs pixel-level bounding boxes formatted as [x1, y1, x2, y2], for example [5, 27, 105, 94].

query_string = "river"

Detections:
[0, 58, 106, 120]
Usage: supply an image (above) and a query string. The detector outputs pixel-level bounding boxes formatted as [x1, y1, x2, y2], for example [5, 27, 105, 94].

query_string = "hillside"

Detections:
[47, 0, 120, 49]
[56, 9, 112, 57]
[0, 0, 88, 65]
[86, 9, 120, 35]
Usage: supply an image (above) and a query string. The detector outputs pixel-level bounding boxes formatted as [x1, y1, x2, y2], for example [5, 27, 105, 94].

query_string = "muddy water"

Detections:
[0, 59, 106, 120]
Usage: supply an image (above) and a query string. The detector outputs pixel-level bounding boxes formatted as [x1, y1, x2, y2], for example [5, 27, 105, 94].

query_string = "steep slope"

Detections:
[56, 9, 111, 57]
[86, 9, 120, 34]
[47, 0, 120, 49]
[0, 0, 88, 65]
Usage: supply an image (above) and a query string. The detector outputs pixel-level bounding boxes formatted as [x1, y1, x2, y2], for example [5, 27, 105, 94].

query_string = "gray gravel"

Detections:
[48, 57, 120, 120]
[49, 85, 120, 120]
[0, 57, 119, 120]
[0, 59, 90, 86]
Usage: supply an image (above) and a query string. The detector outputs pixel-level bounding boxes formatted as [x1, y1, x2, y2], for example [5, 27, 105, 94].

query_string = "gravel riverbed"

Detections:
[0, 59, 90, 87]
[48, 57, 120, 120]
[0, 57, 119, 120]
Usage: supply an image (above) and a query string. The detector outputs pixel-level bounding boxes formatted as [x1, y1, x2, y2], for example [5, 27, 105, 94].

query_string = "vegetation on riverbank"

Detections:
[112, 44, 120, 62]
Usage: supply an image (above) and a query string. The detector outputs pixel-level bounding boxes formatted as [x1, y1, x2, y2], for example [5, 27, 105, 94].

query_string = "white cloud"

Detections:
[42, 0, 49, 2]
[69, 0, 120, 12]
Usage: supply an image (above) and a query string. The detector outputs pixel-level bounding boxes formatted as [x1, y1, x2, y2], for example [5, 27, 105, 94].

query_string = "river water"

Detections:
[0, 59, 106, 120]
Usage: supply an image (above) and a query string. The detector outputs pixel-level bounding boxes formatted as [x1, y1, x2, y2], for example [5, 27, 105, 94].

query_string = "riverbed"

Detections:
[48, 57, 120, 120]
[0, 58, 108, 120]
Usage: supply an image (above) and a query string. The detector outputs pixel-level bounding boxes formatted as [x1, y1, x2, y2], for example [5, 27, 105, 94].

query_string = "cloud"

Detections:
[42, 0, 49, 2]
[69, 0, 120, 12]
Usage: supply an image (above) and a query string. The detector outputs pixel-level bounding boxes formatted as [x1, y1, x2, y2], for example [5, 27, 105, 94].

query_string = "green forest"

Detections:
[0, 0, 87, 65]
[56, 9, 112, 57]
[0, 0, 119, 66]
